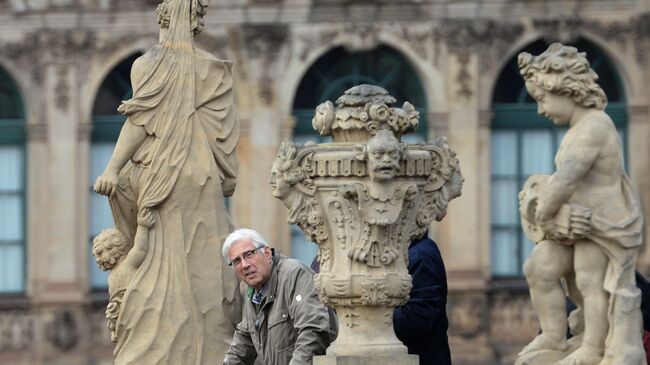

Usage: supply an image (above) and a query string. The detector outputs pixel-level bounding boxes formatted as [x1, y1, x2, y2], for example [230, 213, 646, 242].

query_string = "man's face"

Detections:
[228, 238, 273, 291]
[367, 136, 401, 181]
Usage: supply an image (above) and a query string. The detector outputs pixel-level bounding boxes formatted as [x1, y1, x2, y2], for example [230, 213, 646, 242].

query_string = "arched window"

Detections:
[0, 66, 26, 293]
[89, 54, 139, 289]
[490, 39, 627, 277]
[290, 45, 428, 264]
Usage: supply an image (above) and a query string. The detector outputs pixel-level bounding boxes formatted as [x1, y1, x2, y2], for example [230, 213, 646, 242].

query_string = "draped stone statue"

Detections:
[91, 0, 241, 363]
[515, 43, 646, 365]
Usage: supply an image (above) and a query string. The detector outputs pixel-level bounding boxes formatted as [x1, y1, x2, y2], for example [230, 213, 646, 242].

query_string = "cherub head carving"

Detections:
[270, 141, 304, 198]
[92, 229, 131, 271]
[363, 129, 403, 182]
[518, 43, 606, 124]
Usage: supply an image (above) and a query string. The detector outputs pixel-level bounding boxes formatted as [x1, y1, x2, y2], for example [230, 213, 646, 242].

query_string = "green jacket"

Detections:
[224, 253, 336, 365]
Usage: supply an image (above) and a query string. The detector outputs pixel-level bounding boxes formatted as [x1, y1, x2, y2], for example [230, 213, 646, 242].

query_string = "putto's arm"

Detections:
[93, 122, 147, 197]
[124, 225, 148, 269]
[536, 118, 605, 223]
[123, 209, 154, 269]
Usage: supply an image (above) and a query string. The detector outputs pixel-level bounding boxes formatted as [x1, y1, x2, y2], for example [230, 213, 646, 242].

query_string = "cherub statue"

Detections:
[516, 43, 645, 365]
[92, 211, 153, 343]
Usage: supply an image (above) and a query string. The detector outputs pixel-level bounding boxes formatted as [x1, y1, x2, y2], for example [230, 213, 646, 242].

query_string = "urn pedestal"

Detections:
[314, 354, 419, 365]
[271, 85, 463, 362]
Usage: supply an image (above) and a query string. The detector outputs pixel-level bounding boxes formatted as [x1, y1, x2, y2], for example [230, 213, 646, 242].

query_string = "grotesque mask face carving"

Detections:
[367, 130, 401, 182]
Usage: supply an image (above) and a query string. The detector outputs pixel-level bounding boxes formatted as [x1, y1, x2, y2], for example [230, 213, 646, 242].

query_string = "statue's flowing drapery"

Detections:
[106, 0, 240, 363]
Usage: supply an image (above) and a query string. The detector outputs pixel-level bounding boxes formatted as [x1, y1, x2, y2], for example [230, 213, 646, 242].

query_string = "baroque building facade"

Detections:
[1, 0, 650, 364]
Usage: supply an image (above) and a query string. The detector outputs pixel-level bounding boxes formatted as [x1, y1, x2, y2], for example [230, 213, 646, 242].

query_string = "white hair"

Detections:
[222, 228, 269, 260]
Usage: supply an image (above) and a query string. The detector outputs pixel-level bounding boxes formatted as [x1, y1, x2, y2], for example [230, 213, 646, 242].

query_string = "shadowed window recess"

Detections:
[0, 66, 26, 293]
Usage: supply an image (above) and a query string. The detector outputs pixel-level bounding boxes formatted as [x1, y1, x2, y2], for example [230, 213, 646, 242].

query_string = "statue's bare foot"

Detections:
[519, 333, 568, 355]
[558, 344, 602, 365]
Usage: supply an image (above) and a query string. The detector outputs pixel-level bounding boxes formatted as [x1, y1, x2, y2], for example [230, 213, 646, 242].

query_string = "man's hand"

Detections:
[94, 170, 118, 197]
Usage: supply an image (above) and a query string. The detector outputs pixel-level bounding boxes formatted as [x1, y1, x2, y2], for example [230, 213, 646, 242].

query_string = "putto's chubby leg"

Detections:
[559, 241, 609, 365]
[520, 239, 573, 355]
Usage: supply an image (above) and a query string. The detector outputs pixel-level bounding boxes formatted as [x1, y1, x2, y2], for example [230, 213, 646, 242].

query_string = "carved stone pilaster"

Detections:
[533, 18, 583, 44]
[35, 29, 96, 61]
[279, 115, 296, 141]
[394, 25, 433, 61]
[1, 34, 41, 83]
[531, 15, 650, 67]
[455, 52, 473, 101]
[77, 123, 93, 141]
[295, 27, 339, 62]
[242, 24, 288, 60]
[341, 24, 380, 53]
[435, 19, 524, 72]
[0, 29, 96, 84]
[195, 32, 231, 60]
[54, 65, 70, 112]
[585, 15, 650, 65]
[238, 118, 251, 136]
[240, 24, 288, 104]
[627, 105, 649, 125]
[478, 110, 493, 129]
[94, 32, 152, 60]
[26, 123, 48, 142]
[427, 111, 448, 139]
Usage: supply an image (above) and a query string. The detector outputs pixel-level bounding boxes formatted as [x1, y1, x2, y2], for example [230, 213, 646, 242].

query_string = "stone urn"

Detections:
[270, 85, 463, 361]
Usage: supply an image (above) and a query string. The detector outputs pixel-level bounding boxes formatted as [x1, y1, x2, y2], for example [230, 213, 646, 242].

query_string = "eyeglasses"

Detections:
[228, 246, 264, 267]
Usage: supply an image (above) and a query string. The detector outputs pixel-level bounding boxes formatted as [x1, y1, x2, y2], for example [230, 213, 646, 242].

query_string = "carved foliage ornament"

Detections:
[312, 85, 419, 142]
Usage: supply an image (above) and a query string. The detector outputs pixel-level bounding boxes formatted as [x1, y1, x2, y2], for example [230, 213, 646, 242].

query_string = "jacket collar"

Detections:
[264, 249, 281, 304]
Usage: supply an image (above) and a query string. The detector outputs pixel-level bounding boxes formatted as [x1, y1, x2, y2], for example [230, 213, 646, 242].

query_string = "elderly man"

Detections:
[222, 228, 335, 365]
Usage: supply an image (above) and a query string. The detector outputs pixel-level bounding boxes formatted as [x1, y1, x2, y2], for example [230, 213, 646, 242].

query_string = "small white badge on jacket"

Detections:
[295, 295, 302, 302]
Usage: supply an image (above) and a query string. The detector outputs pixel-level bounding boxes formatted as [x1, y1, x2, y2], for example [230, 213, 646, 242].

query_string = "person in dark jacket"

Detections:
[393, 232, 451, 365]
[635, 271, 650, 364]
